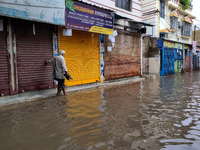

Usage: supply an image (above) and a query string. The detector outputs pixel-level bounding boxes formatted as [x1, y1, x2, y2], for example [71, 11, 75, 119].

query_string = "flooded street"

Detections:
[0, 71, 200, 150]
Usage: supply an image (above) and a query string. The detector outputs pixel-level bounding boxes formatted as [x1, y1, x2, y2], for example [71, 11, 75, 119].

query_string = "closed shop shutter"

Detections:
[104, 32, 141, 80]
[193, 55, 198, 70]
[0, 18, 9, 96]
[185, 50, 192, 72]
[14, 19, 53, 92]
[58, 28, 100, 86]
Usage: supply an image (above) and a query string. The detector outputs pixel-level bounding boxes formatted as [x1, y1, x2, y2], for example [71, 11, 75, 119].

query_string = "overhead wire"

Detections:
[159, 1, 193, 30]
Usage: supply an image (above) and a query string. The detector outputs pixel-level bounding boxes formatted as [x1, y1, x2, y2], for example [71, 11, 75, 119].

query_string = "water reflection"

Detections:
[62, 90, 105, 149]
[0, 71, 200, 149]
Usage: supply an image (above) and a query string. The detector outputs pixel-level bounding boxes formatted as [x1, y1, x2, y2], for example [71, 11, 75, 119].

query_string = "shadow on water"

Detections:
[0, 71, 200, 150]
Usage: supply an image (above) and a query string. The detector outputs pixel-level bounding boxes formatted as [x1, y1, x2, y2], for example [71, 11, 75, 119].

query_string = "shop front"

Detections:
[196, 46, 200, 70]
[0, 17, 9, 96]
[0, 0, 65, 96]
[104, 31, 141, 80]
[174, 43, 183, 73]
[158, 40, 184, 76]
[58, 0, 114, 86]
[158, 40, 175, 76]
[193, 53, 199, 70]
[192, 43, 200, 70]
[0, 18, 54, 95]
[184, 45, 193, 72]
[14, 19, 54, 92]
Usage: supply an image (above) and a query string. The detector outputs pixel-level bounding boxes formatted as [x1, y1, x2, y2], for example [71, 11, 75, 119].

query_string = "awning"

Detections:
[160, 28, 171, 34]
[181, 35, 191, 39]
[77, 0, 114, 12]
[181, 16, 193, 24]
[168, 4, 196, 19]
[170, 29, 178, 32]
[170, 9, 180, 18]
[115, 14, 154, 27]
[74, 1, 154, 27]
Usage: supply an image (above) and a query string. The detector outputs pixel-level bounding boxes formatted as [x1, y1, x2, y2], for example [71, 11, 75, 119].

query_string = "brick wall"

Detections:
[192, 30, 200, 45]
[104, 31, 141, 80]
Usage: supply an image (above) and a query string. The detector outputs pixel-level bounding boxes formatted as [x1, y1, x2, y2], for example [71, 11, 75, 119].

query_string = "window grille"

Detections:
[181, 22, 192, 37]
[170, 17, 178, 30]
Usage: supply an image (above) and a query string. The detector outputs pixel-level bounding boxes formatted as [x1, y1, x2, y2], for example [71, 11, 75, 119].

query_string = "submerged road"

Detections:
[0, 71, 200, 150]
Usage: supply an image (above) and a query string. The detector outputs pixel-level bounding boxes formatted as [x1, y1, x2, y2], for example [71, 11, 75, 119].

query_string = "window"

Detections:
[170, 17, 178, 30]
[115, 0, 131, 11]
[181, 22, 192, 37]
[160, 0, 165, 18]
[160, 33, 165, 39]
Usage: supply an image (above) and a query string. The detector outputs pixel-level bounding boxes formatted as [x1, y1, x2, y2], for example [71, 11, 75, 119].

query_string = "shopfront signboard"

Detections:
[164, 41, 174, 48]
[0, 0, 65, 25]
[65, 0, 114, 35]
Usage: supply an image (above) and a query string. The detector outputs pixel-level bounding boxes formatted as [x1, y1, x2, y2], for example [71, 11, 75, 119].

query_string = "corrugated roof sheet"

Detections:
[75, 0, 153, 27]
[115, 14, 154, 27]
[76, 0, 114, 12]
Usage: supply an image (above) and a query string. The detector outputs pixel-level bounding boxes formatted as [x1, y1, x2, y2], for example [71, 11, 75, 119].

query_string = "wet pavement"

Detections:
[0, 71, 200, 150]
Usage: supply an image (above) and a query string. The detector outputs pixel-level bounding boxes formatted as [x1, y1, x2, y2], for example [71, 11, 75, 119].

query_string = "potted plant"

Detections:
[180, 0, 191, 10]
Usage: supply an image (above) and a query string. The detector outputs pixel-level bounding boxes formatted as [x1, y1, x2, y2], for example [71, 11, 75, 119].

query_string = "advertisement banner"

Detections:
[164, 41, 174, 48]
[192, 41, 197, 53]
[65, 0, 114, 35]
[175, 43, 183, 49]
[184, 45, 189, 49]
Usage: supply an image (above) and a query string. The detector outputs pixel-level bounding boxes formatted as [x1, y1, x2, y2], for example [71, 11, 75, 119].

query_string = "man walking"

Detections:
[45, 50, 68, 97]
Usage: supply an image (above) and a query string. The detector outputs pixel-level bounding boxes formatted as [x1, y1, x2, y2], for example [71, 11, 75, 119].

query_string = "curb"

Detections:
[0, 77, 145, 107]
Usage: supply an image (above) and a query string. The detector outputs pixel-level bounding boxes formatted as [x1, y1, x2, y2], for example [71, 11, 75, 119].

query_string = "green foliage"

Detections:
[180, 0, 191, 10]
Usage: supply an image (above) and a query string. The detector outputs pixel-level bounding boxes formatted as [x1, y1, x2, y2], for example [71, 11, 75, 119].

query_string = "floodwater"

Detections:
[0, 72, 200, 150]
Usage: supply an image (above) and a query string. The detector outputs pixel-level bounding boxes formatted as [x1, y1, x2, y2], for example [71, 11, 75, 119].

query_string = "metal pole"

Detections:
[183, 44, 185, 73]
[141, 35, 143, 75]
[194, 25, 196, 41]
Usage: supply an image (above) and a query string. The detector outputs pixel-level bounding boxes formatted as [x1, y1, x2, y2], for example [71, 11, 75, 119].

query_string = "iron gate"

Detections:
[160, 47, 175, 76]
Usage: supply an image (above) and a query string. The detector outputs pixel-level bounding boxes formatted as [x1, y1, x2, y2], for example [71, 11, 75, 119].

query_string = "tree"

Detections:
[180, 0, 191, 10]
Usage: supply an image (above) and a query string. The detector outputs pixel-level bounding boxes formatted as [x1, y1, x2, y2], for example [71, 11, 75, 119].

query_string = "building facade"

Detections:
[59, 0, 153, 87]
[0, 0, 65, 96]
[0, 0, 153, 96]
[142, 0, 196, 76]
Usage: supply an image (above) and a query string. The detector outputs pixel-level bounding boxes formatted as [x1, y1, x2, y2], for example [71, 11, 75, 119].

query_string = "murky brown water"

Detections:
[0, 71, 200, 150]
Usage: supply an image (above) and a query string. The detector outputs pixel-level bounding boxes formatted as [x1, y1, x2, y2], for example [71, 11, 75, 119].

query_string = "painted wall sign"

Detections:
[0, 0, 65, 25]
[175, 43, 183, 49]
[164, 41, 174, 48]
[65, 0, 114, 35]
[184, 45, 189, 49]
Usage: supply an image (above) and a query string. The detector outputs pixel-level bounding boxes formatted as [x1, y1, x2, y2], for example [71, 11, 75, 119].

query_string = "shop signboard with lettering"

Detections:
[164, 41, 174, 48]
[175, 43, 183, 49]
[0, 0, 65, 25]
[65, 0, 114, 35]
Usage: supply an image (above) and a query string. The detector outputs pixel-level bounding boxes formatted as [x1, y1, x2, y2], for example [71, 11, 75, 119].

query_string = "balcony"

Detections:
[168, 0, 195, 18]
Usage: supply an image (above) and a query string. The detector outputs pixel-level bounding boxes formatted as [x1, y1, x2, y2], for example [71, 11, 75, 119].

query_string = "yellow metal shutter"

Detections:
[58, 27, 101, 86]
